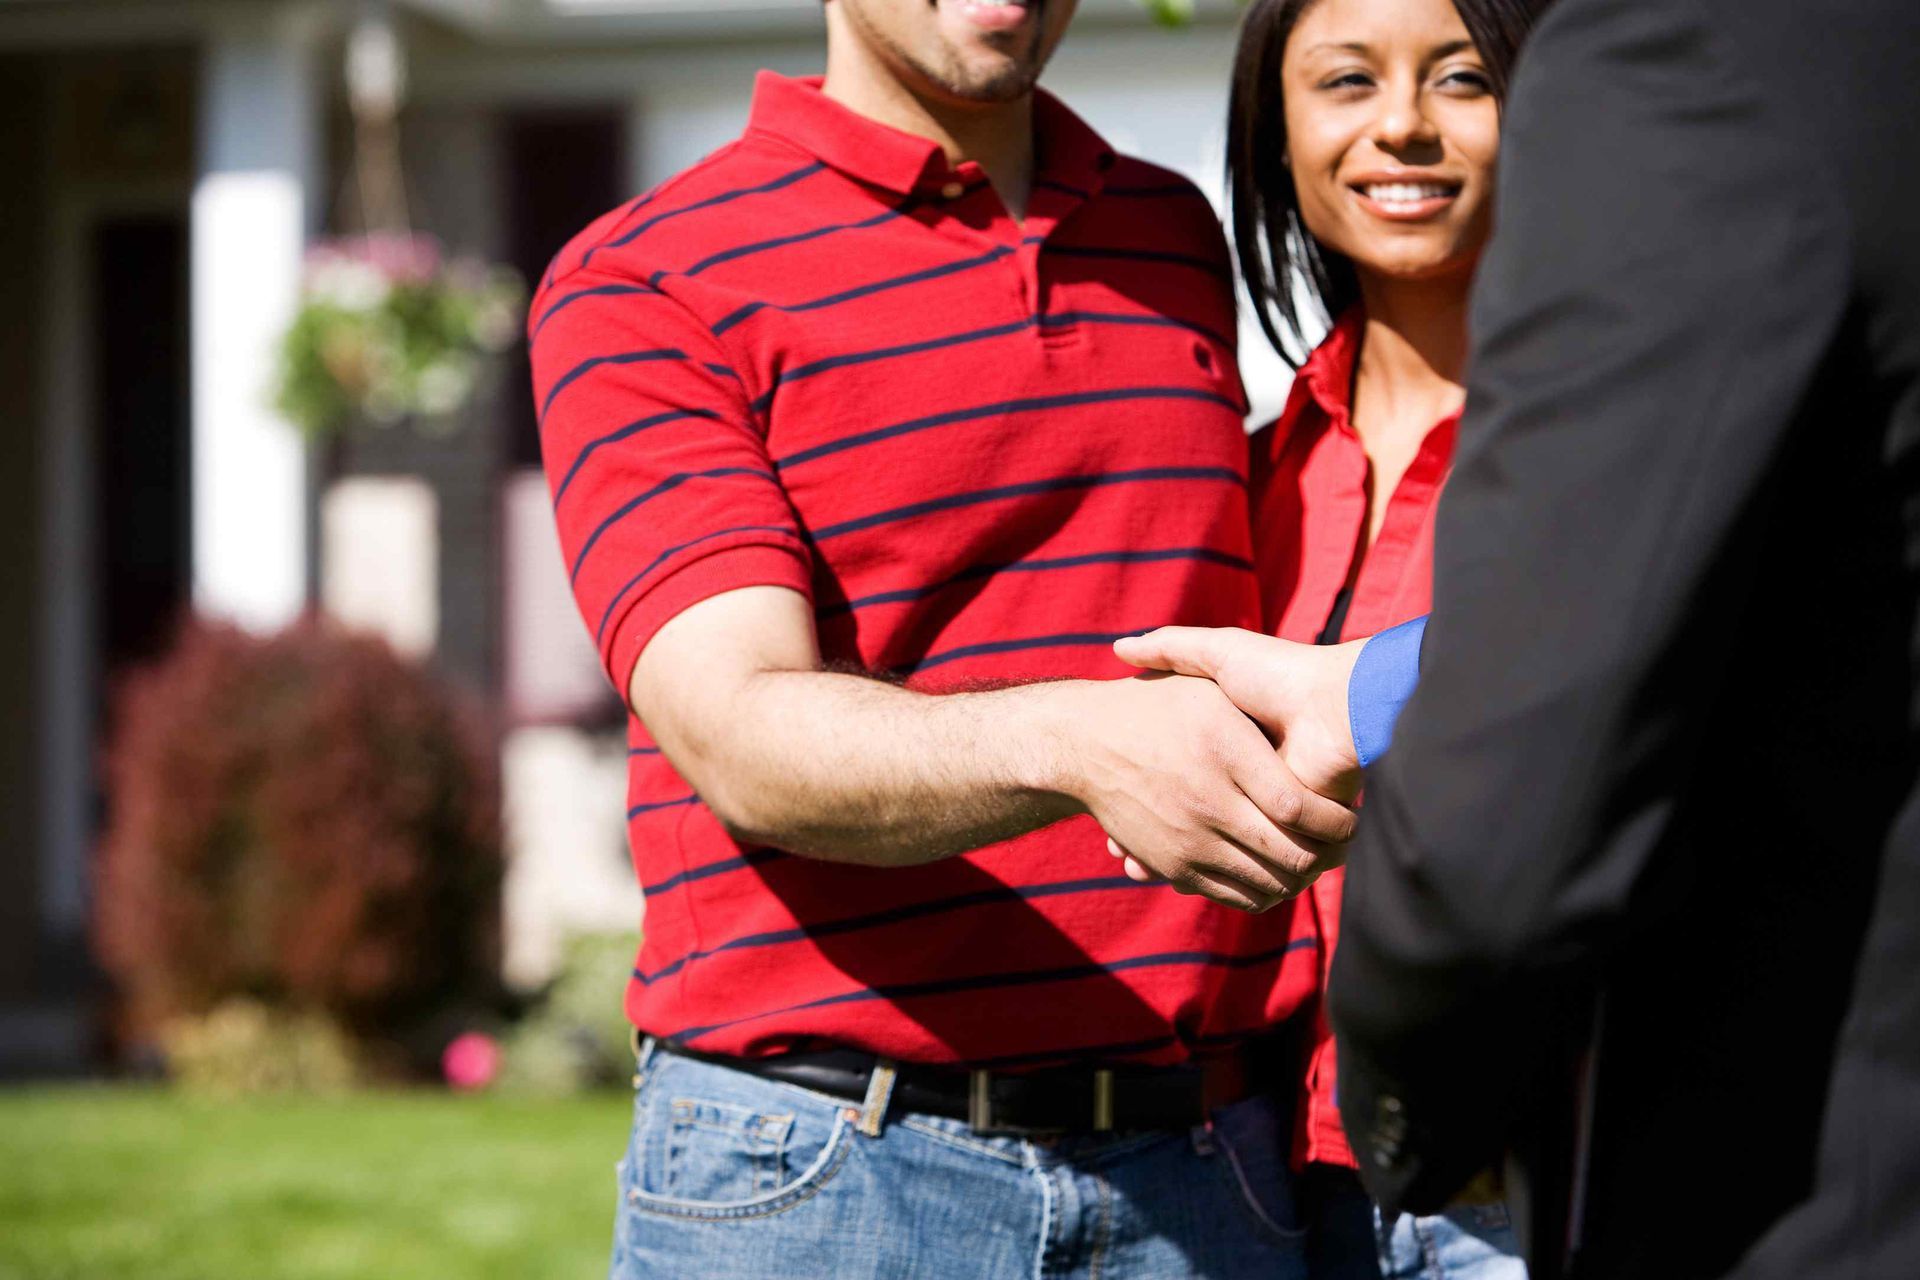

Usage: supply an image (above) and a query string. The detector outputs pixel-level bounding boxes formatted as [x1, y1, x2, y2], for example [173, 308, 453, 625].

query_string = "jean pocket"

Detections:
[1208, 1094, 1307, 1244]
[625, 1067, 854, 1221]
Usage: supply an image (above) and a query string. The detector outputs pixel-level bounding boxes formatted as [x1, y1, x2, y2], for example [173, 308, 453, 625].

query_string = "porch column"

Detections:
[191, 5, 322, 629]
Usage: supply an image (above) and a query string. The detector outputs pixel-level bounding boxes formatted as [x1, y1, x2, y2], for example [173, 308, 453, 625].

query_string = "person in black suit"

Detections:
[1116, 0, 1920, 1275]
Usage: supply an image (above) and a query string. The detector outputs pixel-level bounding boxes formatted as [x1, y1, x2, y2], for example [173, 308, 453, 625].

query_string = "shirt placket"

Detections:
[1281, 425, 1370, 641]
[1341, 416, 1458, 639]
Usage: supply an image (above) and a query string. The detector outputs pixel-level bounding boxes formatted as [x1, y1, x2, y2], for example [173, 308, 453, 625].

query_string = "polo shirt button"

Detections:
[940, 181, 965, 199]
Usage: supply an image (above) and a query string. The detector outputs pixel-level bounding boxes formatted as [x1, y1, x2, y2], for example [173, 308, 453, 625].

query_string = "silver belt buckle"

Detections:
[967, 1069, 1117, 1134]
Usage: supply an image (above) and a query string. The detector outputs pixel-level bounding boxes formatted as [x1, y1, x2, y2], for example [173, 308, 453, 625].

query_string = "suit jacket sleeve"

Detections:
[1328, 0, 1850, 1215]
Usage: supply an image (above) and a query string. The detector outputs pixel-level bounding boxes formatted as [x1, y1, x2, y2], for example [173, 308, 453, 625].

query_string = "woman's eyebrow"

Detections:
[1302, 38, 1477, 59]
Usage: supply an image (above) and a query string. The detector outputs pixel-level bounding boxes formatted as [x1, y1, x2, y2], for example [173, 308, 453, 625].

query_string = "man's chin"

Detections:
[933, 59, 1042, 104]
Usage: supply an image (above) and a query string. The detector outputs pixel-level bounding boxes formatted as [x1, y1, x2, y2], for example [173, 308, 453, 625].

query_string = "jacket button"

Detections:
[941, 181, 965, 199]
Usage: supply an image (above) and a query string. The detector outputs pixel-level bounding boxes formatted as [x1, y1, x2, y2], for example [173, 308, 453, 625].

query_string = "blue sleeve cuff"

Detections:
[1348, 616, 1428, 768]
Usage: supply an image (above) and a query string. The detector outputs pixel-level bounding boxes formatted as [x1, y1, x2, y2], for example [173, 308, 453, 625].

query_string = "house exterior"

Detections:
[0, 0, 1288, 1074]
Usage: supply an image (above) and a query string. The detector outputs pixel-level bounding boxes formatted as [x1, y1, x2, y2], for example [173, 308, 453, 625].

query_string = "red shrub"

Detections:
[95, 616, 503, 1048]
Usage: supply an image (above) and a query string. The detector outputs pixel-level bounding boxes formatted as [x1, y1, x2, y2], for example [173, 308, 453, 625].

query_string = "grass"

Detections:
[0, 1085, 633, 1280]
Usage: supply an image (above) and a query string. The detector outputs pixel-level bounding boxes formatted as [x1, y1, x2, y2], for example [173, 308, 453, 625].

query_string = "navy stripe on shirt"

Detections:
[639, 848, 784, 898]
[595, 522, 798, 645]
[632, 874, 1148, 986]
[818, 547, 1254, 618]
[712, 245, 1015, 337]
[670, 937, 1316, 1044]
[752, 318, 1035, 415]
[560, 185, 670, 285]
[531, 282, 656, 342]
[665, 202, 918, 282]
[1035, 177, 1091, 200]
[552, 407, 726, 506]
[776, 387, 1242, 472]
[570, 467, 779, 584]
[582, 160, 829, 270]
[898, 631, 1142, 676]
[810, 466, 1244, 543]
[628, 794, 699, 820]
[539, 348, 692, 423]
[751, 314, 1234, 415]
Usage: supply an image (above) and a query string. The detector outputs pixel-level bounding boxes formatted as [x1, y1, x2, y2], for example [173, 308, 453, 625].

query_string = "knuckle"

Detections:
[1268, 843, 1317, 879]
[1268, 786, 1305, 828]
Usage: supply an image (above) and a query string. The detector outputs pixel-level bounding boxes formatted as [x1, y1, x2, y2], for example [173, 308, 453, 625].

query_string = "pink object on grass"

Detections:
[442, 1031, 500, 1091]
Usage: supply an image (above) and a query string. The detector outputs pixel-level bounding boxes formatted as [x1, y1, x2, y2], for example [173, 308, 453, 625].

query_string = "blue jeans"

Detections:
[609, 1044, 1310, 1279]
[1301, 1163, 1526, 1280]
[1375, 1201, 1525, 1280]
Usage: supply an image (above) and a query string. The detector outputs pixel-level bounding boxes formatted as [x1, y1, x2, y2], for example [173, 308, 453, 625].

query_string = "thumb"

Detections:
[1113, 626, 1226, 678]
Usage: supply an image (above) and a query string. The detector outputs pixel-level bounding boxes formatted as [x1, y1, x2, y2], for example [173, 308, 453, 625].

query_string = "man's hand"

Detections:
[1046, 672, 1357, 913]
[1103, 628, 1367, 892]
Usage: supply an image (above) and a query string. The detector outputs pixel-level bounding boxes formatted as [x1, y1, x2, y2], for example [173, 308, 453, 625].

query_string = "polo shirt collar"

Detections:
[745, 71, 1116, 199]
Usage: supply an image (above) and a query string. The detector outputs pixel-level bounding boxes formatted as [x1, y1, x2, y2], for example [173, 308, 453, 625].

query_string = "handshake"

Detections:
[1049, 627, 1372, 914]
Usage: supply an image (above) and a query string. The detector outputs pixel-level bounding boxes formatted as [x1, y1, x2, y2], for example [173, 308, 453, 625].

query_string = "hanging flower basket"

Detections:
[274, 232, 524, 439]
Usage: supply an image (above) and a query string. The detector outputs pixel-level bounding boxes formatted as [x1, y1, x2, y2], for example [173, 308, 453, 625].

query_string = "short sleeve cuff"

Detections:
[605, 540, 814, 700]
[1348, 615, 1428, 768]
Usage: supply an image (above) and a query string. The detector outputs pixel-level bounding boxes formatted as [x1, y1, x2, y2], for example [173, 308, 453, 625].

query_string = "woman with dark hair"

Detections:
[1225, 0, 1551, 1274]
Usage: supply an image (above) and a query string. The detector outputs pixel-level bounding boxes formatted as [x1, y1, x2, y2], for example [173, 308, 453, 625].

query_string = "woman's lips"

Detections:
[1350, 180, 1462, 222]
[939, 0, 1035, 33]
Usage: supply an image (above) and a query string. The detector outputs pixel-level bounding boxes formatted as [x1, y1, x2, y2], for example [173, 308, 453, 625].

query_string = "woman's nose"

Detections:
[1372, 88, 1440, 155]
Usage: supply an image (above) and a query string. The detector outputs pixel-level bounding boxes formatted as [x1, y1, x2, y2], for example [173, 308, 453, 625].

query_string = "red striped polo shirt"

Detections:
[531, 71, 1318, 1068]
[1250, 309, 1458, 1163]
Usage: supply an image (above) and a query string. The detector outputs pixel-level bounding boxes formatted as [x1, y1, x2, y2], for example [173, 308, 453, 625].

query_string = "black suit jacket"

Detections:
[1328, 2, 1920, 1278]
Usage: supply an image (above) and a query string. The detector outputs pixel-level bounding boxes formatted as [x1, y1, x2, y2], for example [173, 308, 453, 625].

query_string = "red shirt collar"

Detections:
[745, 71, 1117, 199]
[1299, 307, 1366, 432]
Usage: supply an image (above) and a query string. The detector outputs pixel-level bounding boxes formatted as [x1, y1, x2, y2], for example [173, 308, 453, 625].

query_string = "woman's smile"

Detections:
[1347, 170, 1465, 221]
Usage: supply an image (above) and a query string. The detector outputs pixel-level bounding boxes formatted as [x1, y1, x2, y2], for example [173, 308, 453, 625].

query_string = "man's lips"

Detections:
[1348, 176, 1463, 222]
[938, 0, 1036, 34]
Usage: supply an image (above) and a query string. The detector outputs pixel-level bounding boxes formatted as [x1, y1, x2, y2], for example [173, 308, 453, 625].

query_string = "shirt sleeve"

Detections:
[529, 266, 812, 698]
[1347, 615, 1427, 768]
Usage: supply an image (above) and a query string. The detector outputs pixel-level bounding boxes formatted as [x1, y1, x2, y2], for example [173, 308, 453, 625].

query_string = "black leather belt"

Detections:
[651, 1039, 1262, 1135]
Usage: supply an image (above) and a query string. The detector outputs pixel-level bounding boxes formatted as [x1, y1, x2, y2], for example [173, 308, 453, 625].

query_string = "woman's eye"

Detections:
[1320, 72, 1375, 91]
[1437, 69, 1493, 93]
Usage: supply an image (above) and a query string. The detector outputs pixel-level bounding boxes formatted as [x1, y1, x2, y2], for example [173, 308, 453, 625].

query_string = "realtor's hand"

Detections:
[1106, 628, 1367, 894]
[1055, 671, 1358, 913]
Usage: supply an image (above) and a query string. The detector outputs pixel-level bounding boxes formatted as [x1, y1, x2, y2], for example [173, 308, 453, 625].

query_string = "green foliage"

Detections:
[272, 234, 523, 440]
[0, 1087, 628, 1280]
[499, 933, 638, 1095]
[1142, 0, 1197, 26]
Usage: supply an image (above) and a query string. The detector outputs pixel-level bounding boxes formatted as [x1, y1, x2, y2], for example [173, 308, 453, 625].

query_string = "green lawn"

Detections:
[0, 1086, 633, 1280]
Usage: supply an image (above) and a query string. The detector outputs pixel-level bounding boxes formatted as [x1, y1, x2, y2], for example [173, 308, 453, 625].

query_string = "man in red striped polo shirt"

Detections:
[530, 0, 1355, 1273]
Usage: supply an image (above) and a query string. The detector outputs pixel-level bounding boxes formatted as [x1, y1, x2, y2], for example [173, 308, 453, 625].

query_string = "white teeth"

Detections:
[1363, 182, 1454, 204]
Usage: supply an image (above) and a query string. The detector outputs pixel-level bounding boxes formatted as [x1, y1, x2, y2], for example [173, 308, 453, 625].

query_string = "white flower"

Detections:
[416, 359, 473, 418]
[308, 259, 391, 313]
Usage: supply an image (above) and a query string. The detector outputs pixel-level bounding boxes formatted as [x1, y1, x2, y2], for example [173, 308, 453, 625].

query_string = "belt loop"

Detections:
[1092, 1069, 1115, 1132]
[968, 1071, 993, 1132]
[631, 1030, 659, 1089]
[858, 1060, 898, 1138]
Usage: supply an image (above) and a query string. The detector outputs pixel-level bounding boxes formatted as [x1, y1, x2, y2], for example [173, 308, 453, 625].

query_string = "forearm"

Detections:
[663, 667, 1091, 866]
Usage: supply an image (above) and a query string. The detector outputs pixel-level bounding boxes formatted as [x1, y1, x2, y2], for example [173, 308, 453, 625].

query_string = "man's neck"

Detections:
[820, 38, 1037, 219]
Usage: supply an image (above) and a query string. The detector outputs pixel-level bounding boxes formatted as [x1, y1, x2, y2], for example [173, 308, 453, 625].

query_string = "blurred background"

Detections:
[0, 0, 1288, 1274]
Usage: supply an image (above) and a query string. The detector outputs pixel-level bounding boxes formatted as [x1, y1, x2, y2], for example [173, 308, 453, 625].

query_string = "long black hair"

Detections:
[1227, 0, 1552, 366]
